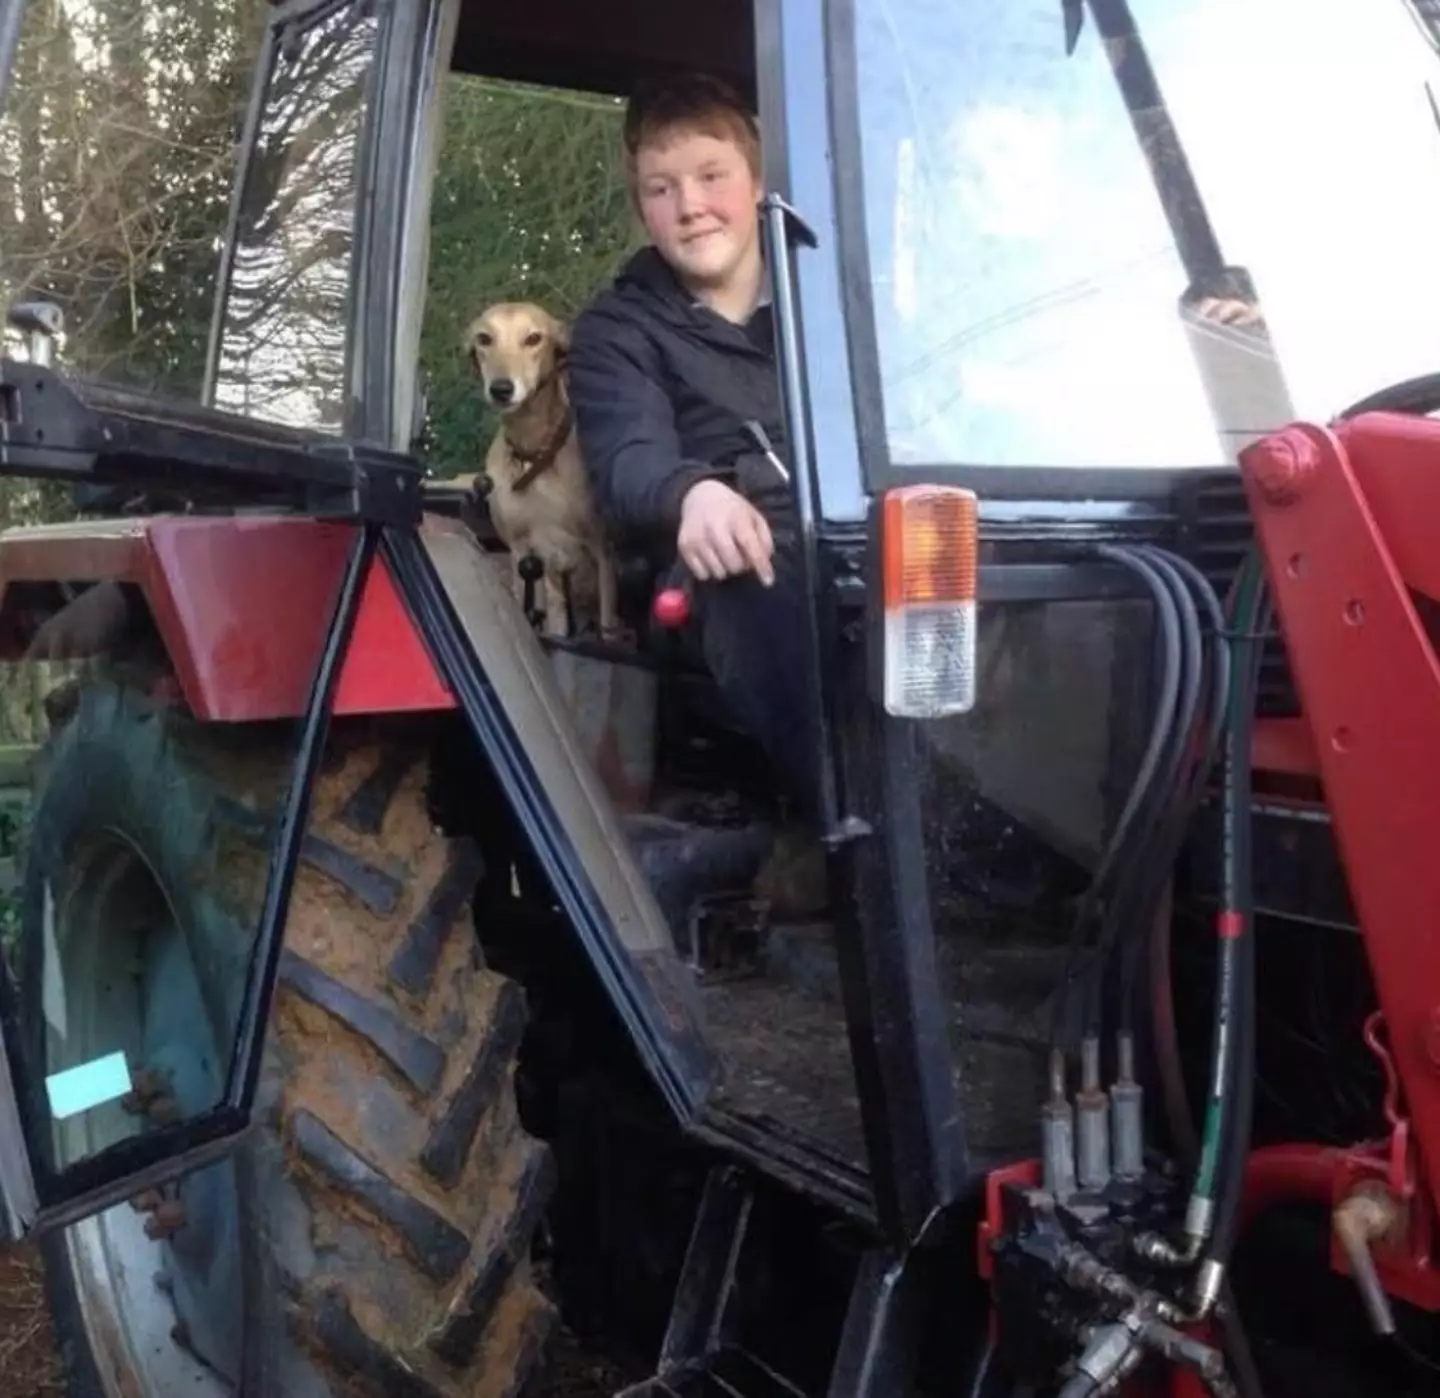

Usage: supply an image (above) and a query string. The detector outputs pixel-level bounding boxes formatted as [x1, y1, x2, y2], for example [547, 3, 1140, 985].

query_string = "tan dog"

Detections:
[460, 301, 618, 638]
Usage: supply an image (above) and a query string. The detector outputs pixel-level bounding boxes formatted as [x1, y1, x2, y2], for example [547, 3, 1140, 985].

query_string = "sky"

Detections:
[855, 0, 1440, 469]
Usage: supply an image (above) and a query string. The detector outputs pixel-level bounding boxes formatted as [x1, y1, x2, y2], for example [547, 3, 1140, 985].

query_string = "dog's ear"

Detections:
[462, 315, 490, 374]
[550, 315, 572, 366]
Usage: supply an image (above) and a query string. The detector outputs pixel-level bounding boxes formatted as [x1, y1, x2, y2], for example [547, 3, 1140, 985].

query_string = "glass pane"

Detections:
[915, 597, 1154, 1162]
[850, 0, 1440, 468]
[211, 0, 377, 429]
[0, 537, 350, 1186]
[0, 0, 270, 399]
[0, 528, 352, 1387]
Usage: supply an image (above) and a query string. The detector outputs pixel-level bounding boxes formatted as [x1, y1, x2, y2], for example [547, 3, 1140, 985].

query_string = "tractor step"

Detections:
[617, 1348, 808, 1398]
[624, 1163, 920, 1398]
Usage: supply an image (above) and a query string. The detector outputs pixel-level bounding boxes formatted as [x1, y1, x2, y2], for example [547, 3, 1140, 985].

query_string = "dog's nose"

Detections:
[489, 378, 515, 406]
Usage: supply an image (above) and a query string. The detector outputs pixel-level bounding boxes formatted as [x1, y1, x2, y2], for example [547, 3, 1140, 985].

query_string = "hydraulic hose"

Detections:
[1197, 558, 1265, 1291]
[1118, 547, 1229, 1028]
[1150, 552, 1262, 1302]
[1052, 542, 1183, 1048]
[1145, 564, 1266, 1398]
[1103, 546, 1207, 1034]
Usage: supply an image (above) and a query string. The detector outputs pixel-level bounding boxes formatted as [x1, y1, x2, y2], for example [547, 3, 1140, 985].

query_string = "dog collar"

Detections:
[505, 405, 575, 493]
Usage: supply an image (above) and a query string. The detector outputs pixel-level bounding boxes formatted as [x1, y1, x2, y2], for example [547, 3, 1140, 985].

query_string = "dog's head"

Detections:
[464, 302, 570, 414]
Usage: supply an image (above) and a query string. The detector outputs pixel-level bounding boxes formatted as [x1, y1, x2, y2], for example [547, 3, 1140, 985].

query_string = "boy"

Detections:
[567, 72, 824, 908]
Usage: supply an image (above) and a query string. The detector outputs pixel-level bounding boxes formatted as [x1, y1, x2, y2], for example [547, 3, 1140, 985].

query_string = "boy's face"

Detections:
[634, 125, 762, 292]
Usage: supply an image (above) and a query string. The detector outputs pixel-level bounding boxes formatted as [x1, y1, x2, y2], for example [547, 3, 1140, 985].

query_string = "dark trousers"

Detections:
[686, 534, 821, 824]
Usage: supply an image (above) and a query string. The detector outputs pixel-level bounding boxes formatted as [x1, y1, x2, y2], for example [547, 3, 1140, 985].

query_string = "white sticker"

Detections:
[45, 1051, 133, 1121]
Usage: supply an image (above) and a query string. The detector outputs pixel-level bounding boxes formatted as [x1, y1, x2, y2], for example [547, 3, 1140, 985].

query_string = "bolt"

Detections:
[143, 1199, 187, 1240]
[1248, 428, 1321, 506]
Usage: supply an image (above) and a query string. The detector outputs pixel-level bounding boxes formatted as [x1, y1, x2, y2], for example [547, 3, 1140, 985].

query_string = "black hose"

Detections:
[1202, 563, 1266, 1275]
[1103, 546, 1206, 1034]
[1051, 542, 1184, 1048]
[1117, 548, 1229, 1027]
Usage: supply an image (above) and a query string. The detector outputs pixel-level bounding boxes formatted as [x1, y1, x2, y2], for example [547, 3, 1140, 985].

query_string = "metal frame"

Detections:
[0, 0, 26, 121]
[753, 0, 963, 1245]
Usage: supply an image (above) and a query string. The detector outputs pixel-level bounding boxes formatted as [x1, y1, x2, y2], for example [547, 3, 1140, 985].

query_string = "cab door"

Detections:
[0, 0, 416, 1248]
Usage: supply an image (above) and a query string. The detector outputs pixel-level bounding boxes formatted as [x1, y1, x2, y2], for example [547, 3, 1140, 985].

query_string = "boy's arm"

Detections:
[567, 308, 717, 540]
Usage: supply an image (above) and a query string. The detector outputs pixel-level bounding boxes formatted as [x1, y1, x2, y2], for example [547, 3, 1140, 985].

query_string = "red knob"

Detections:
[653, 587, 690, 629]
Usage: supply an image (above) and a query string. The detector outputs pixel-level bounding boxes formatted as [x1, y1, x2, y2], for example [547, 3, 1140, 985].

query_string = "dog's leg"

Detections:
[596, 548, 620, 639]
[541, 573, 569, 638]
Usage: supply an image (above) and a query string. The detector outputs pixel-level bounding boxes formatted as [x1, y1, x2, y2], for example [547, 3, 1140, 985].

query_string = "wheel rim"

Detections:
[47, 833, 240, 1396]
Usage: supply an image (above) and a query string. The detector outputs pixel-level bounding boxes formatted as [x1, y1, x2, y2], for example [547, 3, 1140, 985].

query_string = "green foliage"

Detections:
[418, 75, 640, 478]
[0, 3, 640, 484]
[0, 0, 270, 399]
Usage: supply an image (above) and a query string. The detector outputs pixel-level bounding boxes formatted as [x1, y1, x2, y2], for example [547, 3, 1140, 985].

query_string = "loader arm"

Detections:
[1239, 412, 1440, 1234]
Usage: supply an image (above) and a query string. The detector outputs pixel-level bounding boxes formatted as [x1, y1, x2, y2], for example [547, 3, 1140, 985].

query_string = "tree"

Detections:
[418, 75, 637, 477]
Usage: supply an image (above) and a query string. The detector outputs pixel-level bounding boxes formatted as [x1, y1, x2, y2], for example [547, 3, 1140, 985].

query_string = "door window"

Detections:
[847, 0, 1440, 469]
[209, 0, 380, 430]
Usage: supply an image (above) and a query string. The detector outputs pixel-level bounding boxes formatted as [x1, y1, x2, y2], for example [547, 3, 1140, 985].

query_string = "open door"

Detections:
[0, 0, 395, 1256]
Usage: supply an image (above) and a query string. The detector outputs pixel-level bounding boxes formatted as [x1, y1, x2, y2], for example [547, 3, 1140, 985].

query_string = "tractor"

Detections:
[0, 0, 1438, 1396]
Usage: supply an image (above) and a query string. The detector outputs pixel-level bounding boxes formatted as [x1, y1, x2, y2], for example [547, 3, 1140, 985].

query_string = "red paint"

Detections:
[976, 1158, 1040, 1280]
[1238, 1142, 1345, 1225]
[0, 515, 454, 721]
[1239, 413, 1440, 1232]
[1252, 716, 1320, 779]
[1216, 910, 1245, 940]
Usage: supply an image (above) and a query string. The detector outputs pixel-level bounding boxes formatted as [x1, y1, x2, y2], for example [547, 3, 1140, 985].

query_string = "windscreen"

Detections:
[851, 0, 1440, 469]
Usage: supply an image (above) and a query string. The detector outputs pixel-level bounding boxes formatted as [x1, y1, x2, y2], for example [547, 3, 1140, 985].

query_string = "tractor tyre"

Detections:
[22, 679, 555, 1398]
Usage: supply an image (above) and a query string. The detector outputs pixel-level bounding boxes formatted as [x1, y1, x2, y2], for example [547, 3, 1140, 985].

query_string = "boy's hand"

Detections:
[678, 479, 775, 586]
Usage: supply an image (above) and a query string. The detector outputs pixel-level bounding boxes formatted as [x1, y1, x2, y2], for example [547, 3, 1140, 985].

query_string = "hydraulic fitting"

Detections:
[1076, 1036, 1111, 1193]
[1333, 1183, 1404, 1336]
[1042, 1049, 1079, 1203]
[1110, 1031, 1144, 1182]
[1056, 1311, 1146, 1398]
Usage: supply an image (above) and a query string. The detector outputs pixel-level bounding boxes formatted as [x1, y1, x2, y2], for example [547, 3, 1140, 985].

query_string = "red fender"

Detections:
[0, 514, 456, 721]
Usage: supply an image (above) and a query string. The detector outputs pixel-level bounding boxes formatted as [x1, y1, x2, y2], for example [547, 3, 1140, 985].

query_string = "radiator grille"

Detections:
[1173, 471, 1300, 718]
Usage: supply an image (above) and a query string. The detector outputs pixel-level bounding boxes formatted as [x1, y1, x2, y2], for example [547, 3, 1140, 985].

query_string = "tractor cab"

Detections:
[2, 2, 1440, 1397]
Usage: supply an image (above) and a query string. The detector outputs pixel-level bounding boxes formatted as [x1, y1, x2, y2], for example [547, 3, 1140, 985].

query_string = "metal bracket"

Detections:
[0, 360, 425, 526]
[0, 360, 106, 475]
[306, 440, 426, 528]
[761, 192, 820, 250]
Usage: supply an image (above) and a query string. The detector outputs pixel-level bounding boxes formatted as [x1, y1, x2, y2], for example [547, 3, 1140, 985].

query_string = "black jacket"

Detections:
[568, 246, 793, 553]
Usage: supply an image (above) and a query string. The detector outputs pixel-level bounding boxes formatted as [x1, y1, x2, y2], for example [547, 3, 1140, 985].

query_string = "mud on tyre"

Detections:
[21, 679, 554, 1397]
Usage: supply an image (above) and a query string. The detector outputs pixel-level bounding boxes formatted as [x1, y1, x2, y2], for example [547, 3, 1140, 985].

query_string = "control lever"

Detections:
[652, 554, 696, 632]
[7, 300, 63, 367]
[517, 552, 546, 630]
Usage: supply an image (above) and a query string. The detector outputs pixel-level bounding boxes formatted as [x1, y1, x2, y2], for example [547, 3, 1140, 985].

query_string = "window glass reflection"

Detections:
[853, 0, 1440, 468]
[211, 1, 376, 429]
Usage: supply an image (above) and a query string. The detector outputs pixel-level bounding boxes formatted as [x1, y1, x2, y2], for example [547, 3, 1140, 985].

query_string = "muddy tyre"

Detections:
[22, 680, 555, 1397]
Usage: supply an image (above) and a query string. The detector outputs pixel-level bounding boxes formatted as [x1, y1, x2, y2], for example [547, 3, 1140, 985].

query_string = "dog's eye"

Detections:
[523, 331, 543, 348]
[474, 332, 492, 348]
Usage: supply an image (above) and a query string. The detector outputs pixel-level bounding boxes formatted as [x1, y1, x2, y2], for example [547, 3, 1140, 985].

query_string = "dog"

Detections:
[459, 301, 618, 639]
